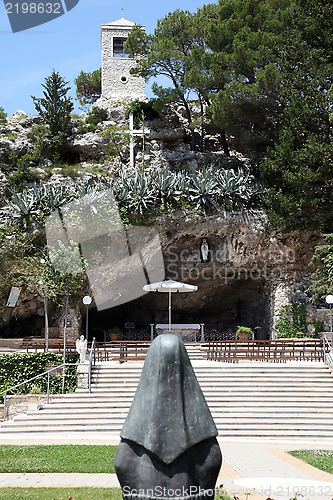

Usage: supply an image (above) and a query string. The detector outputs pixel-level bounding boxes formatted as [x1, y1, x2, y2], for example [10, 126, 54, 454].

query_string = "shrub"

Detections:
[125, 99, 159, 127]
[85, 107, 108, 132]
[235, 326, 253, 339]
[275, 303, 309, 338]
[0, 352, 78, 401]
[0, 106, 7, 124]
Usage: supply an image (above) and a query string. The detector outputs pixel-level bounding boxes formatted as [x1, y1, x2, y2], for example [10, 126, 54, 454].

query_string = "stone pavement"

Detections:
[219, 438, 333, 500]
[1, 433, 333, 499]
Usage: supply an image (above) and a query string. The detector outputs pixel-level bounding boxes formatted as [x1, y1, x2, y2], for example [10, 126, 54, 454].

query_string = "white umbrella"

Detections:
[143, 279, 198, 331]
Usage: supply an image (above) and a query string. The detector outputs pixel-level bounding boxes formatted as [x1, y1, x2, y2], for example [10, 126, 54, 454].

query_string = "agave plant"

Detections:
[214, 167, 247, 209]
[188, 167, 219, 214]
[173, 170, 191, 204]
[40, 184, 75, 215]
[126, 168, 156, 216]
[112, 169, 133, 208]
[151, 167, 178, 209]
[0, 187, 41, 226]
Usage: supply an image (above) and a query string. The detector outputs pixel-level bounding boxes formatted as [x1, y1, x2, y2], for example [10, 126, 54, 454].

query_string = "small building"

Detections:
[100, 17, 146, 101]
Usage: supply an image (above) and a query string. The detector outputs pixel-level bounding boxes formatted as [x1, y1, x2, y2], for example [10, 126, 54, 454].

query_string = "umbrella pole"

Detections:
[168, 290, 172, 332]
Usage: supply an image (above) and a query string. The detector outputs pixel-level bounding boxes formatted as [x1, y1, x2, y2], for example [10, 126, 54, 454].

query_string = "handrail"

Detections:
[322, 334, 333, 366]
[322, 334, 331, 351]
[1, 363, 77, 422]
[88, 337, 96, 393]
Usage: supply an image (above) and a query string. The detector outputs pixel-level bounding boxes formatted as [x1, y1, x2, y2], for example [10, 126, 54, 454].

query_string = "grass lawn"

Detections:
[289, 450, 333, 474]
[0, 445, 117, 473]
[0, 487, 233, 500]
[0, 487, 122, 499]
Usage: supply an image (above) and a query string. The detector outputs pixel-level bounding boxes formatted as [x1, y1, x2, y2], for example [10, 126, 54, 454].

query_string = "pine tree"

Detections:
[262, 0, 333, 231]
[75, 69, 101, 109]
[32, 70, 74, 138]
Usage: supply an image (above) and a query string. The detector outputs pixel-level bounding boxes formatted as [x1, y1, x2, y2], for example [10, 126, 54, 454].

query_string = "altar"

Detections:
[156, 324, 201, 342]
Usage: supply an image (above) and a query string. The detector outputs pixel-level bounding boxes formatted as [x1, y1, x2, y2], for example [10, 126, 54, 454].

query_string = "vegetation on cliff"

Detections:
[0, 0, 332, 334]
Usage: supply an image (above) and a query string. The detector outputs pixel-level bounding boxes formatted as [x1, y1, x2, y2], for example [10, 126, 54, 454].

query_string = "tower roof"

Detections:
[102, 17, 136, 28]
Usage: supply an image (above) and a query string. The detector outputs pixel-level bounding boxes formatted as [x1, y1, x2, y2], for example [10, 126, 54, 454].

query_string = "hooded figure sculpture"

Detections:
[115, 334, 222, 500]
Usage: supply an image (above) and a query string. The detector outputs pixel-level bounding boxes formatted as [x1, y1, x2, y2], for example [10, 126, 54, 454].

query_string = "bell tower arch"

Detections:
[100, 17, 146, 101]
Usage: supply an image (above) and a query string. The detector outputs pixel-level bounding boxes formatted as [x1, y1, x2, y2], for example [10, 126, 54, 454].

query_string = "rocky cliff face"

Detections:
[0, 103, 250, 176]
[2, 210, 320, 340]
[87, 212, 319, 340]
[159, 213, 320, 337]
[0, 105, 322, 340]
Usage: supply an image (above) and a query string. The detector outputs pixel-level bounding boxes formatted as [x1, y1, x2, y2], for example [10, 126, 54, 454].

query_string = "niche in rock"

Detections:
[88, 277, 270, 340]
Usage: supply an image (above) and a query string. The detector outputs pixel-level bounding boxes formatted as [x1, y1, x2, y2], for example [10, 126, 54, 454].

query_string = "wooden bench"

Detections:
[203, 339, 324, 362]
[22, 338, 76, 353]
[96, 341, 151, 363]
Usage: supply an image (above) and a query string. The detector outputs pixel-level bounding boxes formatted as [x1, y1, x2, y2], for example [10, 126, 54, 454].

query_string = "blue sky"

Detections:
[0, 0, 210, 116]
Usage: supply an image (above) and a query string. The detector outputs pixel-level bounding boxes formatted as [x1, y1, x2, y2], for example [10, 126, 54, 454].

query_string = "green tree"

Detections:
[0, 222, 86, 316]
[101, 125, 129, 164]
[207, 0, 288, 154]
[31, 70, 74, 140]
[275, 303, 308, 338]
[126, 2, 289, 155]
[309, 234, 333, 303]
[0, 106, 7, 124]
[262, 0, 333, 231]
[75, 69, 102, 109]
[126, 12, 197, 123]
[126, 10, 218, 151]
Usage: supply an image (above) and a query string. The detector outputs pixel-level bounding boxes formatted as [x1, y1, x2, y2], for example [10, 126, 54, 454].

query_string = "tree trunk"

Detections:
[220, 130, 230, 156]
[199, 98, 205, 152]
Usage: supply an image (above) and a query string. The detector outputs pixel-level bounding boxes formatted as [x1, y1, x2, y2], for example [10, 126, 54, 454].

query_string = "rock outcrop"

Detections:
[0, 104, 323, 340]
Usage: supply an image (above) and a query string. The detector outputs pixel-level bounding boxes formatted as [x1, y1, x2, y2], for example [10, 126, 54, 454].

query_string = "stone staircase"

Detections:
[1, 356, 333, 440]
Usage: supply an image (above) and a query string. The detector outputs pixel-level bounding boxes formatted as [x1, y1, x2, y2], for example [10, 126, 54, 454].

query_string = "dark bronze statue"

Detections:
[115, 334, 222, 499]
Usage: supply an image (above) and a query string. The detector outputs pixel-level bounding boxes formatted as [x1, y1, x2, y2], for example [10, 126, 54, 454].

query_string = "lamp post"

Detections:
[83, 295, 92, 344]
[39, 258, 49, 352]
[326, 295, 333, 345]
[62, 295, 69, 394]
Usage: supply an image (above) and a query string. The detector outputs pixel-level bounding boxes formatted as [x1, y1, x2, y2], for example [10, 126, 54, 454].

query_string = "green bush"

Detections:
[125, 99, 159, 127]
[1, 150, 41, 190]
[275, 303, 310, 338]
[0, 106, 7, 124]
[0, 130, 17, 141]
[85, 107, 108, 132]
[0, 352, 78, 401]
[58, 163, 82, 178]
[9, 167, 41, 191]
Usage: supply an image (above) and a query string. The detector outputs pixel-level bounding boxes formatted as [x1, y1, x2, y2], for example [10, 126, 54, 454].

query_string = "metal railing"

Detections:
[88, 337, 96, 393]
[322, 335, 333, 368]
[204, 338, 325, 362]
[95, 340, 151, 363]
[0, 363, 77, 422]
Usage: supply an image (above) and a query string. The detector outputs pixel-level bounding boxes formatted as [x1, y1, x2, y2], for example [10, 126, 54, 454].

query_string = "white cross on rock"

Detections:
[128, 113, 150, 167]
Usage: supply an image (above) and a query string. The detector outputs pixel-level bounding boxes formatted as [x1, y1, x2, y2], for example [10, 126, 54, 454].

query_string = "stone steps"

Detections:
[2, 359, 333, 440]
[3, 426, 333, 438]
[33, 403, 333, 412]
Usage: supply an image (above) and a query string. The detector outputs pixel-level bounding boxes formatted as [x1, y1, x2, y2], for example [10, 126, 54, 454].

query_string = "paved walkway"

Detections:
[1, 433, 333, 499]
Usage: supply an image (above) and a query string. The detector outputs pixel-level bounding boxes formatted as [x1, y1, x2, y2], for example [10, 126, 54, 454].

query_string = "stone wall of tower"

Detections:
[101, 24, 146, 101]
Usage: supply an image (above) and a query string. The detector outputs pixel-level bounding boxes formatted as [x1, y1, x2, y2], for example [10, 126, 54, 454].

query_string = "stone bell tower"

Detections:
[100, 17, 146, 101]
